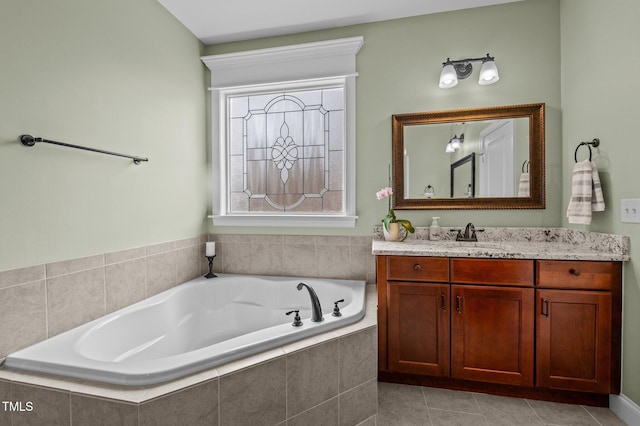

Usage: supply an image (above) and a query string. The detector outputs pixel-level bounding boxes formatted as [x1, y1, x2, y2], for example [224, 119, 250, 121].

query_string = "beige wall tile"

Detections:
[219, 357, 286, 426]
[287, 397, 339, 426]
[46, 268, 105, 337]
[317, 236, 350, 246]
[0, 281, 46, 357]
[349, 245, 375, 282]
[0, 380, 11, 425]
[46, 255, 104, 278]
[356, 415, 376, 425]
[177, 245, 200, 284]
[146, 251, 176, 297]
[287, 339, 340, 416]
[140, 379, 218, 426]
[339, 328, 377, 392]
[0, 265, 45, 289]
[253, 235, 284, 244]
[281, 244, 316, 278]
[145, 241, 176, 256]
[176, 236, 201, 249]
[349, 236, 372, 247]
[104, 247, 146, 265]
[284, 235, 316, 245]
[221, 242, 252, 274]
[251, 242, 283, 275]
[316, 245, 350, 279]
[70, 395, 138, 426]
[339, 379, 378, 426]
[12, 383, 71, 426]
[105, 258, 147, 313]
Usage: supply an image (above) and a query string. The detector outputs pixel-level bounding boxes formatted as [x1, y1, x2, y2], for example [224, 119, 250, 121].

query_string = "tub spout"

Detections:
[297, 282, 324, 322]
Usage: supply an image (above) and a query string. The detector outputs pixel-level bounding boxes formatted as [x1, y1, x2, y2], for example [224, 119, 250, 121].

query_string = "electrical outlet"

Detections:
[621, 199, 640, 223]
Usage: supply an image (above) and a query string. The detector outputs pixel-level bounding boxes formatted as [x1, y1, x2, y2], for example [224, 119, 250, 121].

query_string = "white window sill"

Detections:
[208, 215, 358, 228]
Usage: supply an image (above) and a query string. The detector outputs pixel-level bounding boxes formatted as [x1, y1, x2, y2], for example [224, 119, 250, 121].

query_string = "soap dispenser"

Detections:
[430, 217, 441, 240]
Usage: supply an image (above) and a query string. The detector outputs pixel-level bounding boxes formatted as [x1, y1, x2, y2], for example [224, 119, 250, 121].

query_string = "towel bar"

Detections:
[20, 134, 148, 165]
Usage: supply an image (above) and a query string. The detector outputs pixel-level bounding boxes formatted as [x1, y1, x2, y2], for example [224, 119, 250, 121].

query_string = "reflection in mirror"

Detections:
[392, 103, 545, 210]
[451, 153, 475, 198]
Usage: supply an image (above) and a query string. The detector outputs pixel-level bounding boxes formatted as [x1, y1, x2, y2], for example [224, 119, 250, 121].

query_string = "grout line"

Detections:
[44, 278, 49, 339]
[581, 404, 605, 426]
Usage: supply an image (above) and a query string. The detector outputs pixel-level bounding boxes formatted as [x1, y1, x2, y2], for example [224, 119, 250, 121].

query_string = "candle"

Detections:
[206, 242, 215, 257]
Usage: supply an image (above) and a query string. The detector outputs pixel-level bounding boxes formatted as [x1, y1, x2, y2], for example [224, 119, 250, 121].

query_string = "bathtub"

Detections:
[4, 274, 366, 386]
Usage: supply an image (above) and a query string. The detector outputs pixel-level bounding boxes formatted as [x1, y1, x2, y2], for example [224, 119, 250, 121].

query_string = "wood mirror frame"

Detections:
[392, 103, 545, 210]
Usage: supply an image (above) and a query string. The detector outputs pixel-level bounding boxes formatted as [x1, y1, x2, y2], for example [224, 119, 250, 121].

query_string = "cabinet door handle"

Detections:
[441, 293, 446, 311]
[456, 295, 462, 313]
[413, 264, 422, 271]
[541, 299, 550, 317]
[569, 268, 581, 276]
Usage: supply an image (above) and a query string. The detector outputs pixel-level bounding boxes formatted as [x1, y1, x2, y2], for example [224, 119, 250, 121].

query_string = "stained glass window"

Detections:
[227, 86, 345, 214]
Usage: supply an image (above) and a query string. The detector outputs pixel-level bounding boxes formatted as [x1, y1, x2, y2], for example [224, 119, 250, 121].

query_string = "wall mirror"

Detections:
[392, 103, 545, 209]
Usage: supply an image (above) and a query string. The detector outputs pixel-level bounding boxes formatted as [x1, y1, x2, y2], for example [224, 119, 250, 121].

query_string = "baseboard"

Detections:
[610, 394, 640, 426]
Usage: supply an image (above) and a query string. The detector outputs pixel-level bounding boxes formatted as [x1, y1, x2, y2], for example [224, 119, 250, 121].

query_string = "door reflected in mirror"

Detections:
[392, 103, 544, 210]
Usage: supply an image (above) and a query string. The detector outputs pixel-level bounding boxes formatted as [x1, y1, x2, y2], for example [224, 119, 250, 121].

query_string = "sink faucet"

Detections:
[297, 282, 324, 322]
[455, 222, 479, 242]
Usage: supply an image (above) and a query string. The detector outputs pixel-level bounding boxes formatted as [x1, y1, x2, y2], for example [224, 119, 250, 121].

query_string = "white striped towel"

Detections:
[517, 172, 530, 197]
[566, 160, 605, 224]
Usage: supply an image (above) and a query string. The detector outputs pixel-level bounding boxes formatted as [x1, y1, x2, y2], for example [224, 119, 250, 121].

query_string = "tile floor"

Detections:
[377, 382, 628, 426]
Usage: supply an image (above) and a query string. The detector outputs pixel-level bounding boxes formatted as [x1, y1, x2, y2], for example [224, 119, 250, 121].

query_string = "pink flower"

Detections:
[376, 187, 393, 200]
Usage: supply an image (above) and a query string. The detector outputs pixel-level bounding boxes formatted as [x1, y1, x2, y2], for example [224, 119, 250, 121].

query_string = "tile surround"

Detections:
[0, 325, 378, 426]
[0, 235, 376, 425]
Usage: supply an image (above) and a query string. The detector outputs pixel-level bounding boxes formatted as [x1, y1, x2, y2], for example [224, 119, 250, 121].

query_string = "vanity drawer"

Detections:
[450, 258, 534, 286]
[387, 256, 449, 282]
[536, 260, 618, 290]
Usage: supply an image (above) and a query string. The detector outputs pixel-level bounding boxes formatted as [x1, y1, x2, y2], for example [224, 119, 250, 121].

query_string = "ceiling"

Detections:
[156, 0, 524, 45]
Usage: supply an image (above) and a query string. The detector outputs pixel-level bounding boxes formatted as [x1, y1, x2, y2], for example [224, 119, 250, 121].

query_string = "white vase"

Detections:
[383, 222, 400, 242]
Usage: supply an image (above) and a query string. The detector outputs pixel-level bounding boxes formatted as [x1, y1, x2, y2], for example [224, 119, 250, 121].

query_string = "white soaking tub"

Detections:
[4, 274, 366, 386]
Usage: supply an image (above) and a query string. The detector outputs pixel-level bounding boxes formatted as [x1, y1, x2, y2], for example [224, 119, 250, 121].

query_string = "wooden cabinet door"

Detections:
[451, 285, 534, 386]
[388, 282, 450, 376]
[536, 289, 612, 393]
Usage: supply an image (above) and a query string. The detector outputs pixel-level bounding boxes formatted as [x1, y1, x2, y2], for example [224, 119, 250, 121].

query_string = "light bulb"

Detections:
[439, 64, 458, 89]
[445, 142, 455, 153]
[479, 59, 499, 85]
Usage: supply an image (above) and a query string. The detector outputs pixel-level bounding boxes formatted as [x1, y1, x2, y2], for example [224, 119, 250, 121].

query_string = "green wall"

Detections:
[0, 0, 208, 271]
[561, 0, 640, 405]
[203, 0, 562, 236]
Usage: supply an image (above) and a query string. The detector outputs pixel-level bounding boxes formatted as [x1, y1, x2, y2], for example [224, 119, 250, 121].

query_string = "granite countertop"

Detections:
[372, 227, 630, 262]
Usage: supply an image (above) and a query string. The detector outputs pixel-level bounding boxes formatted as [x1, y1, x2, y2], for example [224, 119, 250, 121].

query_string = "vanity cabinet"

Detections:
[386, 256, 450, 376]
[535, 260, 622, 394]
[382, 257, 535, 386]
[377, 255, 622, 403]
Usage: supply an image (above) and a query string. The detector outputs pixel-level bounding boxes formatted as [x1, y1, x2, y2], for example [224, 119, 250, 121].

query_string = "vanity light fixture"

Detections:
[445, 133, 465, 153]
[439, 53, 499, 89]
[450, 133, 465, 150]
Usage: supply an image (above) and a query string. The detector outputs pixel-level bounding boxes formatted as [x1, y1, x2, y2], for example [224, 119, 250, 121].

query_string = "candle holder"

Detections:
[204, 255, 217, 278]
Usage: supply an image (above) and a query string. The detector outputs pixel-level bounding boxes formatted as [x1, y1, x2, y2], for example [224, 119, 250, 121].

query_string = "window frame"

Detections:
[202, 37, 363, 227]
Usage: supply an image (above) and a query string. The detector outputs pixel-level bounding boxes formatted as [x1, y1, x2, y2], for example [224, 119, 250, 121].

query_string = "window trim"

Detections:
[202, 37, 363, 228]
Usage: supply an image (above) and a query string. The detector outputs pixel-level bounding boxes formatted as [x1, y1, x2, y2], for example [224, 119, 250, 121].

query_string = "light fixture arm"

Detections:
[442, 53, 494, 67]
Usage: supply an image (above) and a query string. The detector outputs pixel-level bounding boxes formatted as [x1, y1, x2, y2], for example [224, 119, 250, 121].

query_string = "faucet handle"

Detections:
[332, 299, 345, 317]
[286, 310, 303, 327]
[450, 229, 463, 241]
